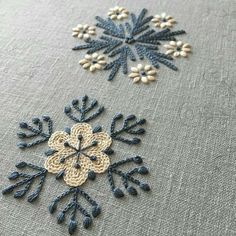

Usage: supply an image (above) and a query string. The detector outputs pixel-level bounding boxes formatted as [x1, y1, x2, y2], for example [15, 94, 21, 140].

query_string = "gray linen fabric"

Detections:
[0, 0, 236, 235]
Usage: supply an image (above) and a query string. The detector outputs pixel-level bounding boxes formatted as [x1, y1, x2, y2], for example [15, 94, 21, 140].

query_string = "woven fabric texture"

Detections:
[0, 0, 236, 235]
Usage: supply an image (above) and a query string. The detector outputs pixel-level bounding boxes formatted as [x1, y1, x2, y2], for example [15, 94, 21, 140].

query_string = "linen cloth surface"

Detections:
[0, 0, 236, 235]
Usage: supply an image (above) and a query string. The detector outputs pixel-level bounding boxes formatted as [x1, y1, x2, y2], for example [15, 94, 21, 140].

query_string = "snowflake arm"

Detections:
[2, 162, 47, 202]
[110, 113, 146, 145]
[64, 95, 104, 122]
[107, 156, 150, 198]
[135, 43, 178, 70]
[130, 8, 153, 36]
[95, 16, 125, 38]
[104, 45, 136, 80]
[17, 116, 53, 149]
[72, 36, 123, 54]
[48, 187, 101, 235]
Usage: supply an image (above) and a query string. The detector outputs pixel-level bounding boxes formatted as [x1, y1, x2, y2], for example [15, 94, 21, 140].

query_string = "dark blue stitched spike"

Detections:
[72, 37, 122, 54]
[95, 16, 125, 38]
[2, 162, 47, 202]
[107, 156, 150, 197]
[64, 95, 104, 123]
[135, 44, 178, 71]
[17, 116, 53, 149]
[110, 113, 146, 145]
[48, 187, 100, 235]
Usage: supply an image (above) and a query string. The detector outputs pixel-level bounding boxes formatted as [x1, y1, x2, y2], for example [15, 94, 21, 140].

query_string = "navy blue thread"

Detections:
[72, 8, 186, 80]
[3, 95, 150, 235]
[107, 156, 150, 198]
[17, 116, 53, 149]
[110, 113, 146, 145]
[2, 162, 47, 202]
[64, 95, 104, 122]
[48, 187, 101, 235]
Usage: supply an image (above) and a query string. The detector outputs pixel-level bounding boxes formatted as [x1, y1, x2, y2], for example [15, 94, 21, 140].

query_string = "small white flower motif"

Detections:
[164, 41, 192, 58]
[72, 24, 96, 40]
[79, 53, 106, 72]
[129, 64, 157, 84]
[107, 6, 129, 20]
[151, 13, 176, 28]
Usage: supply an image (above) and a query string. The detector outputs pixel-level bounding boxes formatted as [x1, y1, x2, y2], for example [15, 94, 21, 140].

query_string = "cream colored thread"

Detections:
[44, 123, 112, 187]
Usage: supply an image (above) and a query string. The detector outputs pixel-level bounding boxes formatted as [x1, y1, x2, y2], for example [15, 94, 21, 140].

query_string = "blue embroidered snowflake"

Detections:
[73, 8, 186, 81]
[2, 95, 150, 235]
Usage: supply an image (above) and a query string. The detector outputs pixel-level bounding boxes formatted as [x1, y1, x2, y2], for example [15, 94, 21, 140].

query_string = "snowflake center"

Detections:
[125, 37, 135, 44]
[60, 135, 98, 169]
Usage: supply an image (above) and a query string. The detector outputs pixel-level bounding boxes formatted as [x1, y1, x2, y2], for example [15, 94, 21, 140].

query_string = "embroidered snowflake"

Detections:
[2, 95, 150, 235]
[72, 8, 189, 81]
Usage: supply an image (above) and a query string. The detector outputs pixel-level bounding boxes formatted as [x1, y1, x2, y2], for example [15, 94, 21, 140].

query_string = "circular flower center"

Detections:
[161, 18, 167, 22]
[92, 60, 97, 64]
[140, 71, 146, 76]
[125, 36, 135, 44]
[176, 46, 182, 51]
[60, 135, 98, 169]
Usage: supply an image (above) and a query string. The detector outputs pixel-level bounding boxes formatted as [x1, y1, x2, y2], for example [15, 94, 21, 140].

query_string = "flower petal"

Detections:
[144, 65, 152, 71]
[85, 151, 110, 173]
[129, 72, 139, 78]
[133, 77, 140, 83]
[83, 63, 91, 69]
[92, 132, 112, 151]
[147, 70, 157, 75]
[44, 149, 75, 173]
[70, 123, 93, 149]
[170, 41, 177, 46]
[173, 51, 180, 57]
[166, 49, 174, 55]
[141, 76, 149, 84]
[180, 51, 187, 57]
[147, 75, 156, 81]
[85, 54, 92, 60]
[48, 131, 69, 150]
[94, 63, 102, 69]
[79, 59, 88, 65]
[64, 155, 91, 186]
[131, 67, 139, 73]
[160, 22, 167, 28]
[177, 41, 183, 47]
[137, 64, 143, 70]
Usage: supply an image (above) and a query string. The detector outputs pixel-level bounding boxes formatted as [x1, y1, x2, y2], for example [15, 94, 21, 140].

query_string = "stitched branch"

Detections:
[17, 116, 53, 149]
[110, 113, 146, 144]
[107, 156, 150, 198]
[48, 187, 101, 235]
[2, 162, 47, 202]
[64, 95, 104, 122]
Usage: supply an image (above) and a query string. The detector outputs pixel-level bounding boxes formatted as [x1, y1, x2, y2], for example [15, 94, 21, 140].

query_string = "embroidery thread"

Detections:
[72, 8, 191, 82]
[2, 95, 150, 235]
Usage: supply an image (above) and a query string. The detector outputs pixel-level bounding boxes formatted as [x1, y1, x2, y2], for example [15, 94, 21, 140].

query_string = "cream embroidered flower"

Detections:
[108, 6, 129, 20]
[164, 41, 192, 58]
[44, 123, 112, 187]
[151, 13, 176, 28]
[129, 64, 157, 84]
[79, 53, 106, 72]
[72, 24, 96, 40]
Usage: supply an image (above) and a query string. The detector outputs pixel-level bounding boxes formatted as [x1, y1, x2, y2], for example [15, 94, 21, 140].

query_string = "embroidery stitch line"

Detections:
[2, 95, 150, 235]
[72, 8, 191, 82]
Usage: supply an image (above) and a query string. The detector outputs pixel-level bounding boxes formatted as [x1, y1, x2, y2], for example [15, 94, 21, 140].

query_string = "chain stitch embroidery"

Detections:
[72, 8, 191, 82]
[2, 95, 150, 235]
